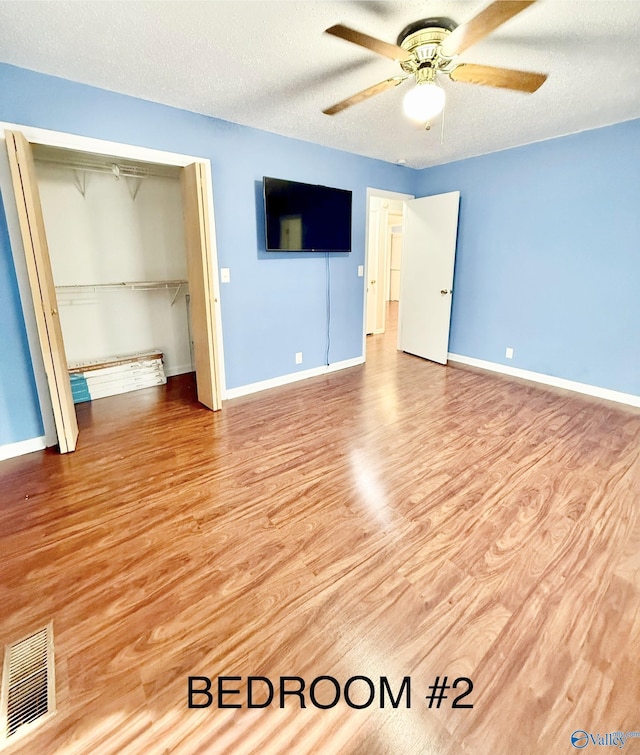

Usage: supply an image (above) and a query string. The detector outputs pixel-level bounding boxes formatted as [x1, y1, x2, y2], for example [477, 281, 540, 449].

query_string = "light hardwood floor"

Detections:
[1, 306, 639, 754]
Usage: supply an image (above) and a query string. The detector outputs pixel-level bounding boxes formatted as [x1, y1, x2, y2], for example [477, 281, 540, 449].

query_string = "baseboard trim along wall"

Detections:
[164, 364, 194, 378]
[4, 354, 636, 462]
[0, 435, 47, 461]
[448, 353, 640, 409]
[223, 357, 365, 400]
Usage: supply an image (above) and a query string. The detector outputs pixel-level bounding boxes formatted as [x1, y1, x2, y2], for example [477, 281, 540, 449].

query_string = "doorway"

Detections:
[1, 123, 224, 453]
[364, 189, 461, 366]
[363, 188, 413, 354]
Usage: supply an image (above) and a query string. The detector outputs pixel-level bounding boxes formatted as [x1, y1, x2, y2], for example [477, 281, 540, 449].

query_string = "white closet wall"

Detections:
[35, 163, 192, 376]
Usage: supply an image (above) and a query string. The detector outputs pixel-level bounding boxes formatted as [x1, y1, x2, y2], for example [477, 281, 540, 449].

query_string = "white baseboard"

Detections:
[164, 363, 193, 378]
[223, 357, 365, 400]
[448, 353, 640, 408]
[0, 435, 47, 461]
[325, 356, 365, 374]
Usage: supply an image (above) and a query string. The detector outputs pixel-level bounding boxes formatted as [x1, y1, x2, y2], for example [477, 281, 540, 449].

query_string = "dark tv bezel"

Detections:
[263, 176, 352, 253]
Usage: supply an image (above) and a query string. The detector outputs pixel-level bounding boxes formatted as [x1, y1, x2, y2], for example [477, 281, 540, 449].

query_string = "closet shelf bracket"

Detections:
[126, 176, 143, 201]
[170, 282, 186, 306]
[72, 170, 87, 198]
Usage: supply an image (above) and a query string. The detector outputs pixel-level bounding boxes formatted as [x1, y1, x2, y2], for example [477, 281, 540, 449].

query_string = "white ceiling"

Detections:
[1, 1, 639, 169]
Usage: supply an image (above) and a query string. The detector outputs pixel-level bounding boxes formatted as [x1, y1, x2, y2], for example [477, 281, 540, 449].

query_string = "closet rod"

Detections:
[35, 155, 179, 179]
[56, 280, 188, 306]
[55, 280, 188, 291]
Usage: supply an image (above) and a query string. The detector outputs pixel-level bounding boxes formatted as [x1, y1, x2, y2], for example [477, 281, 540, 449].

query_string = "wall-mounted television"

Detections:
[263, 176, 352, 252]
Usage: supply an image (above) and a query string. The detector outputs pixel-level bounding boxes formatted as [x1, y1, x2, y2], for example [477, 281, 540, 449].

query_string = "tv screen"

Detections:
[263, 177, 352, 252]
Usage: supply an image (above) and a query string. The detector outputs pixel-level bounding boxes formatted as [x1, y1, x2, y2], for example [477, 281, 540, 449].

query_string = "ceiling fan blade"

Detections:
[323, 77, 407, 115]
[441, 1, 538, 57]
[450, 63, 547, 92]
[325, 24, 413, 62]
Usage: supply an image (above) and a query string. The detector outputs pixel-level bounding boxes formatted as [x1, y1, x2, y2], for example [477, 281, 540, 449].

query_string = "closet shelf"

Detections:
[55, 280, 187, 291]
[55, 280, 188, 305]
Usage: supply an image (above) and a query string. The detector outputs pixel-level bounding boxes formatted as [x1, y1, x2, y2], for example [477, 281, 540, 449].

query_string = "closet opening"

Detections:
[34, 144, 192, 399]
[5, 129, 222, 454]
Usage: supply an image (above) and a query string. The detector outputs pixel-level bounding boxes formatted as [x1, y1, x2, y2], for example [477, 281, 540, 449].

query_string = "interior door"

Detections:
[5, 130, 79, 453]
[181, 162, 221, 410]
[398, 191, 460, 365]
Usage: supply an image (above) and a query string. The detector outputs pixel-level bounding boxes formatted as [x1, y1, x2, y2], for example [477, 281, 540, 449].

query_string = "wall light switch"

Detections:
[505, 347, 514, 359]
[220, 268, 230, 283]
[357, 265, 364, 277]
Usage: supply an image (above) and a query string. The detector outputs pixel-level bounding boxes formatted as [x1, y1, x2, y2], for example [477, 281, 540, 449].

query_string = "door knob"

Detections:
[370, 280, 376, 285]
[440, 289, 449, 295]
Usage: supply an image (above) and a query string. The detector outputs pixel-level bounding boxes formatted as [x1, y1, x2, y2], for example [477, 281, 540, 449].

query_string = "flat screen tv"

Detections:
[263, 177, 352, 252]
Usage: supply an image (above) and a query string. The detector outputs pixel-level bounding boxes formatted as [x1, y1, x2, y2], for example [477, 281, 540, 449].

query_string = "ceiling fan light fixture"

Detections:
[402, 80, 445, 122]
[323, 5, 547, 121]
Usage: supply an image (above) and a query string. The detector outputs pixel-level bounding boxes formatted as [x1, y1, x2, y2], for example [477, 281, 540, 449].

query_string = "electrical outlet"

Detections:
[505, 347, 514, 359]
[357, 265, 364, 277]
[220, 268, 230, 283]
[295, 352, 303, 364]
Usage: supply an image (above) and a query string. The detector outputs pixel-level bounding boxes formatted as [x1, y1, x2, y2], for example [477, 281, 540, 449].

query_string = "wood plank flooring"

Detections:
[1, 307, 640, 754]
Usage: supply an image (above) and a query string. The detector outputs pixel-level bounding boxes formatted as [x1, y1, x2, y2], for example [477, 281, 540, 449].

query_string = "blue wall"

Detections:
[417, 119, 640, 397]
[1, 61, 638, 451]
[0, 63, 417, 447]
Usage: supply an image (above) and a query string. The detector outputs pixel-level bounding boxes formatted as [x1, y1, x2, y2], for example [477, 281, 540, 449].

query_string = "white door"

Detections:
[398, 191, 460, 365]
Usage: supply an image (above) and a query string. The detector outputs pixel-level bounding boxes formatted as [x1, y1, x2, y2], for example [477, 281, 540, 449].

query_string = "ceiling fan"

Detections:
[322, 0, 547, 123]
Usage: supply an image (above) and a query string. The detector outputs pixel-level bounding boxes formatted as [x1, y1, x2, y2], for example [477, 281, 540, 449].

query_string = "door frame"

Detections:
[363, 187, 413, 359]
[0, 121, 226, 447]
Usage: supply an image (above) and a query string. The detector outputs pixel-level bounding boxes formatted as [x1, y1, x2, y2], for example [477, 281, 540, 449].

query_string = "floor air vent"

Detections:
[0, 623, 55, 748]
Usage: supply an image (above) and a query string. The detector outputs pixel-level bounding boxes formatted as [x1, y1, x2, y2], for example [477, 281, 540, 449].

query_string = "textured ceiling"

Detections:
[0, 1, 639, 169]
